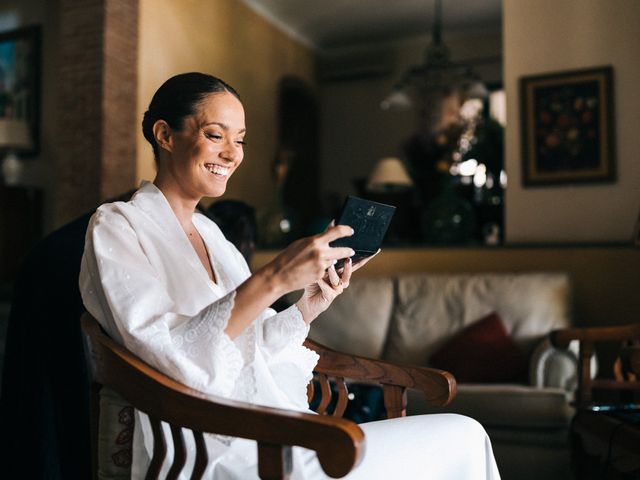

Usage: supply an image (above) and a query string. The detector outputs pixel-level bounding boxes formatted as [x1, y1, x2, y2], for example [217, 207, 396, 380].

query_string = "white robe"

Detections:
[80, 182, 501, 479]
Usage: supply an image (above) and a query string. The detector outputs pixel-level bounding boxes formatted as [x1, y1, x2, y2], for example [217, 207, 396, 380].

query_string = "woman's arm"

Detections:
[223, 226, 355, 338]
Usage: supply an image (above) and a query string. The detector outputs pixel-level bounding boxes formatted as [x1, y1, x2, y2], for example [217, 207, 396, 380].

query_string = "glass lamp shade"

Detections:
[366, 157, 414, 192]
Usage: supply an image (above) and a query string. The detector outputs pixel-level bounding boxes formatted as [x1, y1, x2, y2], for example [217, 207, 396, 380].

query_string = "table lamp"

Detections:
[366, 157, 413, 193]
[0, 118, 32, 185]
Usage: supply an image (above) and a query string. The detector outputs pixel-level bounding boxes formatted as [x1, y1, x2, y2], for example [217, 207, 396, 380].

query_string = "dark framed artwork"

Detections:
[520, 66, 615, 186]
[0, 25, 41, 156]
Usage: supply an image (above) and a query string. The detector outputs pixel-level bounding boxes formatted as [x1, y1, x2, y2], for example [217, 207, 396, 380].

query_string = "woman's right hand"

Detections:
[263, 225, 355, 294]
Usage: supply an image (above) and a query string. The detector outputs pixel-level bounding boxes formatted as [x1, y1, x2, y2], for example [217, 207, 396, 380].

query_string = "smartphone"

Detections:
[329, 196, 396, 269]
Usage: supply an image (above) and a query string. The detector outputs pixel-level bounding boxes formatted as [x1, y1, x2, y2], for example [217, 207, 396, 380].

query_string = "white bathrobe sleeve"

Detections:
[80, 208, 244, 398]
[258, 305, 320, 410]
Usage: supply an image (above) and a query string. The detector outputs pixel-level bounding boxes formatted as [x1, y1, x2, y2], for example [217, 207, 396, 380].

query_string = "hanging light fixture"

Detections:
[380, 0, 489, 133]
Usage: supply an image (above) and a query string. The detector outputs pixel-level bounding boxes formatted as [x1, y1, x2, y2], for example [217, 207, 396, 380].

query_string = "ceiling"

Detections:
[240, 0, 502, 50]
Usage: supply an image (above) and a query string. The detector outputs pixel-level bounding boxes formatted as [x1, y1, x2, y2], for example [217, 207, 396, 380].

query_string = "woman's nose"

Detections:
[220, 140, 240, 163]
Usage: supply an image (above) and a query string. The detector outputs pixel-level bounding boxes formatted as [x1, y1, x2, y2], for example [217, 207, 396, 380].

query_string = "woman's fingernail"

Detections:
[349, 249, 355, 256]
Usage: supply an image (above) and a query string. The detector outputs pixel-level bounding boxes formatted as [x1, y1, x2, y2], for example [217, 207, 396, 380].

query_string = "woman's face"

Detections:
[164, 91, 246, 200]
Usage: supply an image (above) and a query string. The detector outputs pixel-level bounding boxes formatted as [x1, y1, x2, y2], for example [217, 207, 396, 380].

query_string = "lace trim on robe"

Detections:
[262, 304, 311, 352]
[170, 291, 243, 397]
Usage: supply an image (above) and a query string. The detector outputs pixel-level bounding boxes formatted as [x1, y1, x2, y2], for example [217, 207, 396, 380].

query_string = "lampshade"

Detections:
[380, 88, 413, 111]
[367, 157, 413, 192]
[0, 118, 32, 149]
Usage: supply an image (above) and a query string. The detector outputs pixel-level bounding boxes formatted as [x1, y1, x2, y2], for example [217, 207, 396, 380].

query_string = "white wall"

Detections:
[504, 0, 640, 243]
[319, 28, 503, 209]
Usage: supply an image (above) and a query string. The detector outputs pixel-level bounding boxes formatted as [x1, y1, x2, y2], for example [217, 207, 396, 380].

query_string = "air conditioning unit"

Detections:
[318, 51, 393, 82]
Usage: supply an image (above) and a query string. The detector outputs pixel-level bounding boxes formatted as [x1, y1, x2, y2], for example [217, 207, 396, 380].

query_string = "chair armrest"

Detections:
[550, 323, 640, 349]
[83, 315, 364, 478]
[304, 339, 456, 410]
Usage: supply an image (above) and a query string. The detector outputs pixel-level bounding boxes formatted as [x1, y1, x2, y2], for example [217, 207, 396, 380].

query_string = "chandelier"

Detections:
[380, 0, 489, 135]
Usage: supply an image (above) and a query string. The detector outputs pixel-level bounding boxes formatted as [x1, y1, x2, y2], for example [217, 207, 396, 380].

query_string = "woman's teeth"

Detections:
[205, 164, 229, 176]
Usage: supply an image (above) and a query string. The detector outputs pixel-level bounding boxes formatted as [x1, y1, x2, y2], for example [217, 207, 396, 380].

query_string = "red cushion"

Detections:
[429, 312, 527, 383]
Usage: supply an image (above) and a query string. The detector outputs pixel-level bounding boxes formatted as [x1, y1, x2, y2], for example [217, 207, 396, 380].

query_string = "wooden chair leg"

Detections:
[257, 442, 292, 480]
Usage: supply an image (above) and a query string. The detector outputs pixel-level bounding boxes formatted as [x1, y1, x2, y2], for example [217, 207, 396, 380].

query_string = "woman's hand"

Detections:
[260, 224, 356, 296]
[296, 250, 379, 324]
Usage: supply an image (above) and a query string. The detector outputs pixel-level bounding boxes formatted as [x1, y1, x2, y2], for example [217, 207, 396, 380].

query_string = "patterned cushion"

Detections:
[99, 387, 134, 479]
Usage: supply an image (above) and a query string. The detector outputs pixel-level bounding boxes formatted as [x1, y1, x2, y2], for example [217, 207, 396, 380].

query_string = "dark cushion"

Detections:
[429, 312, 527, 383]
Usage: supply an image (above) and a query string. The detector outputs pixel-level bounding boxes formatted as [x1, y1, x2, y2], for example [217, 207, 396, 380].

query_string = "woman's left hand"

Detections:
[295, 251, 378, 324]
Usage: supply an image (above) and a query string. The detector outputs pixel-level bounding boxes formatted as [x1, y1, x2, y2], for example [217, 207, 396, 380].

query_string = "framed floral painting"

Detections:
[520, 66, 615, 186]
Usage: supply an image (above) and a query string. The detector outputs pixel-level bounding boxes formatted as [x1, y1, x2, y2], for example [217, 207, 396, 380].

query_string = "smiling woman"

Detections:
[79, 72, 501, 479]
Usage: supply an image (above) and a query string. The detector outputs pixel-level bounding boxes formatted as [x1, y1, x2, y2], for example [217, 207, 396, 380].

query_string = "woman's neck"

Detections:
[153, 174, 200, 231]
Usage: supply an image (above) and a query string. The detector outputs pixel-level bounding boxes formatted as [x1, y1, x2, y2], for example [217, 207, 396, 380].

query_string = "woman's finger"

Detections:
[316, 277, 336, 299]
[327, 264, 341, 287]
[351, 249, 381, 272]
[340, 257, 353, 287]
[319, 224, 354, 243]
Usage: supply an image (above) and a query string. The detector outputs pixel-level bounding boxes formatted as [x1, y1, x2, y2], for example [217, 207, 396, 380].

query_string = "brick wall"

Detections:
[56, 0, 138, 225]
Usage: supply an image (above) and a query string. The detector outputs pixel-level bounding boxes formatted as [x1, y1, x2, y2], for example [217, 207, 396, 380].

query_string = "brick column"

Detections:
[56, 0, 138, 225]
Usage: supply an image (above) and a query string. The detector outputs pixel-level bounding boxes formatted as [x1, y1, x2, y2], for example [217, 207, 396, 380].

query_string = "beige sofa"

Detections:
[301, 272, 580, 480]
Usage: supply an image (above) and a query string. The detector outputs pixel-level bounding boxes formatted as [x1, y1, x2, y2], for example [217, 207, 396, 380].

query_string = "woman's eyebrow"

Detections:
[203, 121, 246, 134]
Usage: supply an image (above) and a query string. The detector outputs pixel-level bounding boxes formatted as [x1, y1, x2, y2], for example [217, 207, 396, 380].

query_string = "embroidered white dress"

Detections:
[80, 182, 501, 479]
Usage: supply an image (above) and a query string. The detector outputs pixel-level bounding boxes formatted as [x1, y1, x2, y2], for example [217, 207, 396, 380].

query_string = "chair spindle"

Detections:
[146, 416, 167, 480]
[316, 373, 332, 414]
[192, 431, 208, 479]
[166, 424, 187, 479]
[332, 377, 349, 417]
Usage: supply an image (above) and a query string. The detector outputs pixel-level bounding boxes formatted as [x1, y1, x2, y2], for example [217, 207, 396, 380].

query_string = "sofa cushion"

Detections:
[383, 273, 571, 366]
[309, 277, 394, 358]
[406, 384, 574, 429]
[429, 312, 527, 383]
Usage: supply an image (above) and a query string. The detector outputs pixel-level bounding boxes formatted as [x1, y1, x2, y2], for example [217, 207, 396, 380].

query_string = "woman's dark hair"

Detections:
[206, 199, 257, 264]
[142, 72, 241, 162]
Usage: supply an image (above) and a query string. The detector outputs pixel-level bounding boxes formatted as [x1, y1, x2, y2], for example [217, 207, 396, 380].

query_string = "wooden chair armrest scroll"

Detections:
[304, 339, 457, 419]
[550, 323, 640, 408]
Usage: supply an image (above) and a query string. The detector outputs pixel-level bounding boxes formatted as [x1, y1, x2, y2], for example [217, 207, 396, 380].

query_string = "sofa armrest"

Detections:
[529, 338, 594, 393]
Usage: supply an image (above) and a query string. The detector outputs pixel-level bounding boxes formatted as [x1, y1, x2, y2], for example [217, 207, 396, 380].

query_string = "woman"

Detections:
[80, 72, 500, 479]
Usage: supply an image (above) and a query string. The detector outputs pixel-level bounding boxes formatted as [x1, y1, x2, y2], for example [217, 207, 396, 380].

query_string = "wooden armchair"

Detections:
[549, 323, 640, 479]
[549, 323, 640, 408]
[81, 312, 456, 480]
